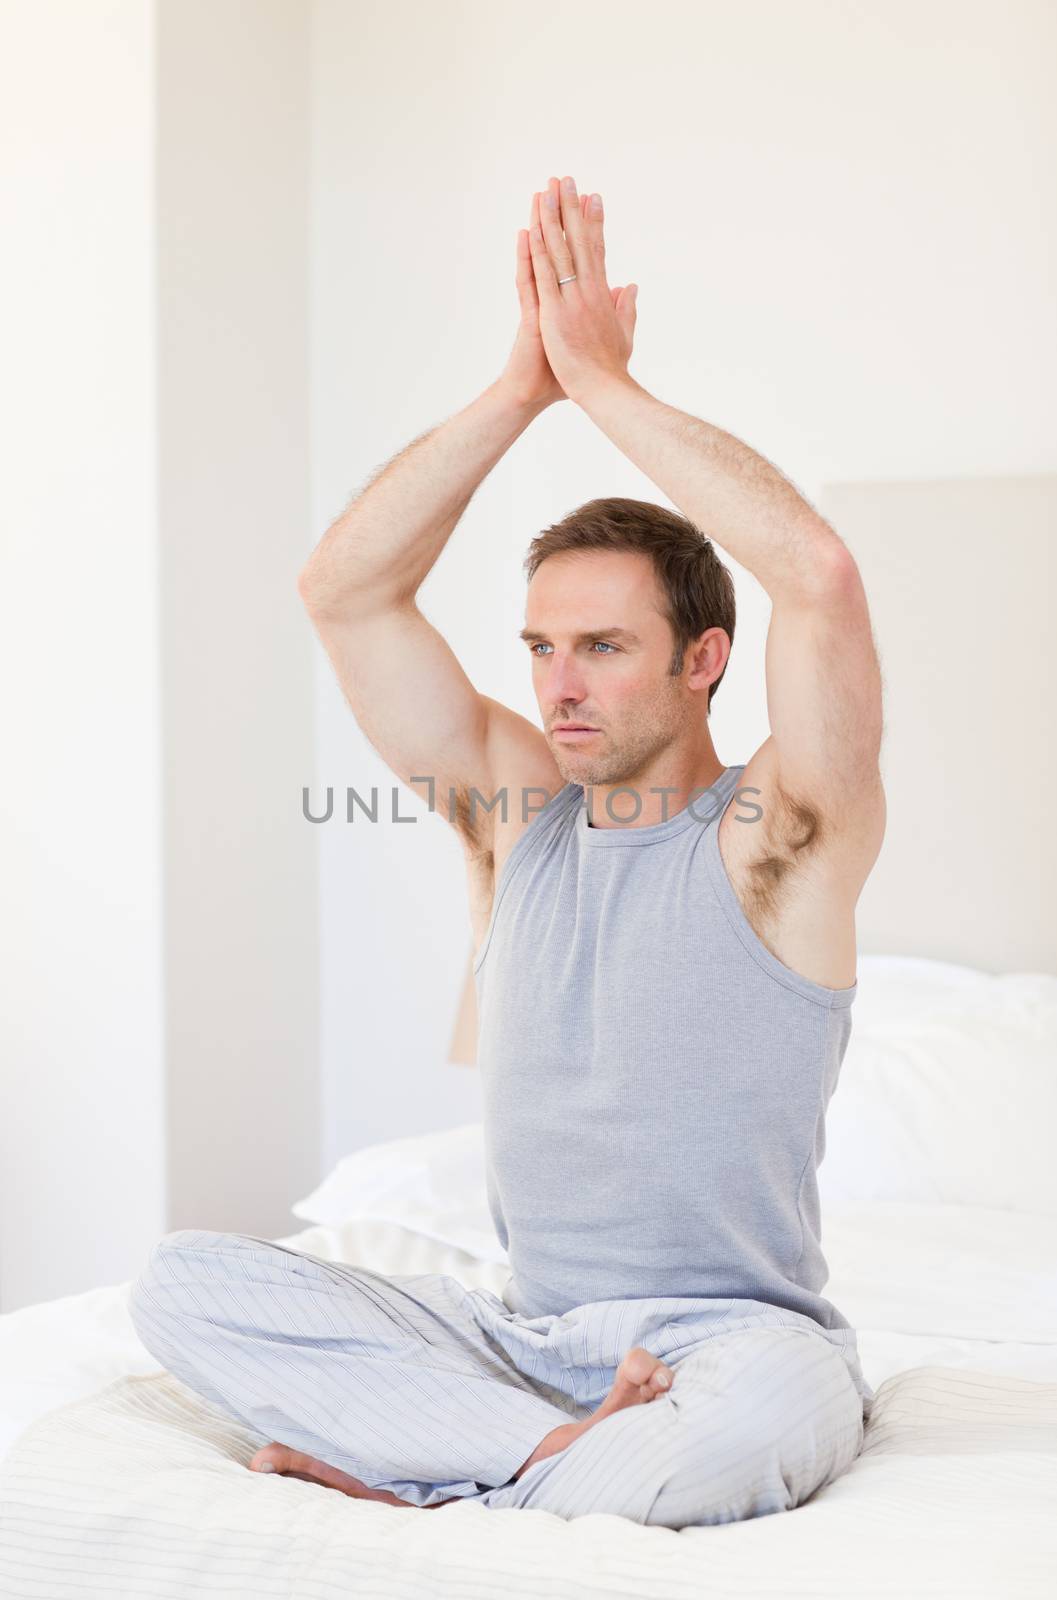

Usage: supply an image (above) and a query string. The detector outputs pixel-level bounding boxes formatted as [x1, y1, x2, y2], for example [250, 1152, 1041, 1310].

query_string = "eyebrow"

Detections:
[518, 626, 642, 645]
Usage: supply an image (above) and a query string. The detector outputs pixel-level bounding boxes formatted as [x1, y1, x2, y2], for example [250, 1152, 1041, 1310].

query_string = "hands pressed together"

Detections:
[499, 174, 639, 411]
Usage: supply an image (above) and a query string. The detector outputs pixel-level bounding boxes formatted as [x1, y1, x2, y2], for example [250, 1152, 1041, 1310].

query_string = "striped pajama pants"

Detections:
[127, 1230, 868, 1527]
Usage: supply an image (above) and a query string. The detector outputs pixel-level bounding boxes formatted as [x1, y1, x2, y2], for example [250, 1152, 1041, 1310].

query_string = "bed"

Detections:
[2, 955, 1056, 1596]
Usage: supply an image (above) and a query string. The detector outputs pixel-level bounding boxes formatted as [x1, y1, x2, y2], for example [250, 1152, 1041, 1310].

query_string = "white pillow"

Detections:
[819, 956, 1057, 1215]
[822, 1201, 1057, 1343]
[290, 1122, 505, 1263]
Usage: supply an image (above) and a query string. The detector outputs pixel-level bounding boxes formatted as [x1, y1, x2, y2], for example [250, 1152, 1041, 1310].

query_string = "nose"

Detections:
[544, 651, 589, 707]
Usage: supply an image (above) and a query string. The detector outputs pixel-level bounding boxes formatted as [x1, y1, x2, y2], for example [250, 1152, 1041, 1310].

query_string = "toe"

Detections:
[618, 1347, 676, 1399]
[620, 1346, 666, 1388]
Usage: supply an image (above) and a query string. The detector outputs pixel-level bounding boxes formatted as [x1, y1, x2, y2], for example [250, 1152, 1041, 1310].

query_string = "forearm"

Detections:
[575, 375, 850, 600]
[299, 381, 548, 618]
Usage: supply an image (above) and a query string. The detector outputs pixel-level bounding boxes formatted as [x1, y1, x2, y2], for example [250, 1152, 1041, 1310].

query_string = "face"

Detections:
[522, 550, 716, 787]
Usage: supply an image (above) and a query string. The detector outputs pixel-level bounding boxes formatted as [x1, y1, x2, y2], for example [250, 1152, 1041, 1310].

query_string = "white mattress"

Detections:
[2, 1211, 1056, 1597]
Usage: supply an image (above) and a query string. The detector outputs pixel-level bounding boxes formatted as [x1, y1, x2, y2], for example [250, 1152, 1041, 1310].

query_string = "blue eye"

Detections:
[528, 640, 617, 657]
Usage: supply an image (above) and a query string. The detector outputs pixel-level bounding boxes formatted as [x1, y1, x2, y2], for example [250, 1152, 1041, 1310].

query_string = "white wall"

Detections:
[0, 0, 318, 1311]
[309, 0, 1057, 1169]
[0, 0, 164, 1310]
[819, 475, 1057, 977]
[156, 0, 319, 1245]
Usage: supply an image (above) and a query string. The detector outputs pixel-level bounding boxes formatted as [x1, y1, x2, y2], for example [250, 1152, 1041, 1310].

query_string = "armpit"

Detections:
[448, 780, 499, 857]
[743, 781, 827, 927]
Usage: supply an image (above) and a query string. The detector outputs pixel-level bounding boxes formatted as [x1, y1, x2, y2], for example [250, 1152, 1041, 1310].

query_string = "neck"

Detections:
[582, 746, 728, 830]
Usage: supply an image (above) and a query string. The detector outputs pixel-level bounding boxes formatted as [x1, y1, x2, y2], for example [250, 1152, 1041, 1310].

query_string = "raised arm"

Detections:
[298, 194, 587, 845]
[299, 381, 544, 845]
[526, 172, 885, 886]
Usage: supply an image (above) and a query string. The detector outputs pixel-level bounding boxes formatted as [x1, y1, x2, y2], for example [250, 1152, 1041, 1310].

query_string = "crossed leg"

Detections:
[128, 1229, 594, 1508]
[247, 1344, 676, 1507]
[128, 1230, 863, 1525]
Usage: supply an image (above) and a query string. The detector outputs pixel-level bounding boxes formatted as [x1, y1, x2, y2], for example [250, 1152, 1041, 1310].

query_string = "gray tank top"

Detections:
[473, 762, 873, 1416]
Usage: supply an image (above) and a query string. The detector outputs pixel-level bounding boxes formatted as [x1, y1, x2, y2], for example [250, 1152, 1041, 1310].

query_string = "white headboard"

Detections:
[819, 474, 1056, 976]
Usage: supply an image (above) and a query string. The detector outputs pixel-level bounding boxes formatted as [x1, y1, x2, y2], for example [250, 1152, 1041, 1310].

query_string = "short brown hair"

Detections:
[524, 497, 736, 709]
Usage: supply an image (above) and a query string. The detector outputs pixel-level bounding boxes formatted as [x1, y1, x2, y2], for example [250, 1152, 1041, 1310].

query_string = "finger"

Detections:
[515, 227, 539, 317]
[528, 199, 559, 308]
[582, 189, 609, 288]
[539, 176, 577, 290]
[615, 282, 638, 348]
[521, 195, 544, 312]
[527, 191, 551, 308]
[557, 174, 595, 285]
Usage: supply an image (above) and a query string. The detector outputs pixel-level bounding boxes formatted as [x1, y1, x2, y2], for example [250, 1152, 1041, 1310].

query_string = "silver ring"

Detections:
[557, 273, 577, 285]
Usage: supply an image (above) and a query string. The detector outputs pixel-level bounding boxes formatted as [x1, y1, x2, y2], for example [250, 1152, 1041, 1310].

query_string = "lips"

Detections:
[553, 725, 598, 733]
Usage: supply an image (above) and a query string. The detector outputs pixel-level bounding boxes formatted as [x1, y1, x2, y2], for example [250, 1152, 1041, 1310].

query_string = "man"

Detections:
[129, 174, 885, 1527]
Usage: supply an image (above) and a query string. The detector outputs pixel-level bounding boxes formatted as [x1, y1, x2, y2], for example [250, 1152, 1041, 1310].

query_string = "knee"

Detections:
[645, 1336, 862, 1527]
[127, 1230, 229, 1341]
[654, 1400, 791, 1523]
[671, 1330, 859, 1448]
[134, 1230, 224, 1287]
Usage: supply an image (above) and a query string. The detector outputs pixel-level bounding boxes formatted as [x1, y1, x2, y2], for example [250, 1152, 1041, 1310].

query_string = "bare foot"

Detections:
[513, 1346, 675, 1479]
[248, 1443, 455, 1509]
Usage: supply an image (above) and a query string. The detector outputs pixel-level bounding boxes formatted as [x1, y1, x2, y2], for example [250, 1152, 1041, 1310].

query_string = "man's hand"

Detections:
[497, 184, 634, 410]
[526, 175, 638, 406]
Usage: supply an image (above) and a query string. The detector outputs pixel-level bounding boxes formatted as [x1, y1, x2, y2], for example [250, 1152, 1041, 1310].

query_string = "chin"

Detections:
[556, 758, 604, 788]
[551, 751, 588, 784]
[549, 734, 615, 787]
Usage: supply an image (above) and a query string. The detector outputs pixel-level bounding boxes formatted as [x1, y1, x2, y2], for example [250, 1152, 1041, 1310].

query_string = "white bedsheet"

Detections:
[2, 1212, 1056, 1596]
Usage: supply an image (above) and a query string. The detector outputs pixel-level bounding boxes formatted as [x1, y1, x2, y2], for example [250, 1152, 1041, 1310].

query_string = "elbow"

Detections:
[296, 561, 326, 617]
[800, 539, 864, 607]
[297, 559, 351, 623]
[820, 538, 862, 593]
